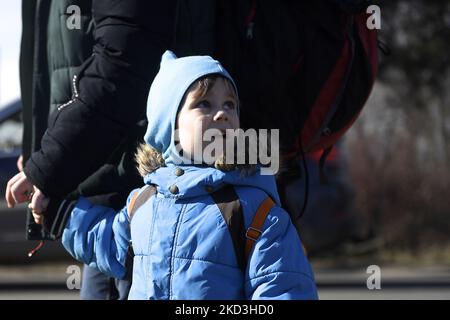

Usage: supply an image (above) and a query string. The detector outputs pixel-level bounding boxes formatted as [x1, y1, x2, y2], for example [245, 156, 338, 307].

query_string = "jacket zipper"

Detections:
[305, 15, 356, 151]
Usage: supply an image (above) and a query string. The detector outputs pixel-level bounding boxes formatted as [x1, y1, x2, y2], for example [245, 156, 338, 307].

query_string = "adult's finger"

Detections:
[30, 189, 49, 214]
[17, 155, 24, 172]
[32, 211, 44, 225]
[5, 172, 28, 208]
[9, 173, 34, 207]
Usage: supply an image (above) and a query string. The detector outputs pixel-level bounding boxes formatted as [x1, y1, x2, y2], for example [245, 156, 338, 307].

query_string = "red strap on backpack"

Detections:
[299, 12, 379, 154]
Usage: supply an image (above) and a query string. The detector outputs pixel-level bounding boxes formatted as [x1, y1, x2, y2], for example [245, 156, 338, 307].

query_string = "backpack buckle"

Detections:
[246, 227, 262, 242]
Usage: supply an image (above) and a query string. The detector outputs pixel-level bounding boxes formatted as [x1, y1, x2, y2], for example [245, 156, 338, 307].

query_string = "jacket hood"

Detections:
[143, 50, 237, 166]
[144, 165, 281, 206]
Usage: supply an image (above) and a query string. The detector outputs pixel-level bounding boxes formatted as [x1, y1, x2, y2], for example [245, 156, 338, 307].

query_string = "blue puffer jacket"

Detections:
[62, 165, 318, 300]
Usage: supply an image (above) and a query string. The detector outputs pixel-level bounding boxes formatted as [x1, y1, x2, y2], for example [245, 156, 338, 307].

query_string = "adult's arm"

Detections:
[24, 0, 176, 197]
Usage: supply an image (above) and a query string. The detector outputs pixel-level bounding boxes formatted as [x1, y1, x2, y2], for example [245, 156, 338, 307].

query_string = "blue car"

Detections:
[0, 99, 22, 196]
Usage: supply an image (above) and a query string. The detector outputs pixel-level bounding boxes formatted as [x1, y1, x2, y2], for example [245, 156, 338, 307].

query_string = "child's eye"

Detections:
[224, 101, 236, 110]
[196, 100, 211, 109]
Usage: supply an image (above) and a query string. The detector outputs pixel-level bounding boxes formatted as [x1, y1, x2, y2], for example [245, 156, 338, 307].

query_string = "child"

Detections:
[34, 51, 318, 300]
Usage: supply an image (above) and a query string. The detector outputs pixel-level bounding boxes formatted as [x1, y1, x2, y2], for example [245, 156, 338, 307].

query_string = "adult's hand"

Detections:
[17, 155, 24, 172]
[28, 188, 49, 225]
[5, 171, 34, 208]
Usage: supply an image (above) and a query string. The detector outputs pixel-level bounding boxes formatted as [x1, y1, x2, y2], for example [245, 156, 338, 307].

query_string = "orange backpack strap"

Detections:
[124, 184, 157, 281]
[245, 197, 276, 260]
[127, 185, 157, 220]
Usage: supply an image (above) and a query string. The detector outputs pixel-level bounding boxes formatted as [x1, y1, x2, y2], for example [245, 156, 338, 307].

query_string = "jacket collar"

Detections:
[144, 165, 281, 205]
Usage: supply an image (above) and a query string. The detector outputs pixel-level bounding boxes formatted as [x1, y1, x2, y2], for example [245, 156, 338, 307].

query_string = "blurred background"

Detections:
[0, 1, 449, 299]
[344, 0, 450, 264]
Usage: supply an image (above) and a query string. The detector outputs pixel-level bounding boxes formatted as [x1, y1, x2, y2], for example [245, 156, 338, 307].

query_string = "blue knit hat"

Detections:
[144, 50, 237, 166]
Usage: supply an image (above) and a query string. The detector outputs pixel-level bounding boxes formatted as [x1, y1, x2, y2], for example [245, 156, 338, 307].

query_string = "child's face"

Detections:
[177, 77, 239, 163]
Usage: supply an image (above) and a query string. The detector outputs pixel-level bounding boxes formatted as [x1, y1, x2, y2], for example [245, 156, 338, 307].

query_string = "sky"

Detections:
[0, 1, 22, 109]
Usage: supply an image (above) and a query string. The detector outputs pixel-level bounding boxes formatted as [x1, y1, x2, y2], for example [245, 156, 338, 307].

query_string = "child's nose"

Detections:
[213, 109, 228, 122]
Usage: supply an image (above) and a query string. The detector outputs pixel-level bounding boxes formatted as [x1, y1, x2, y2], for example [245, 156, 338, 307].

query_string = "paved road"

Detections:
[315, 267, 450, 299]
[3, 288, 450, 300]
[319, 287, 450, 300]
[0, 290, 79, 300]
[0, 263, 80, 300]
[0, 263, 449, 300]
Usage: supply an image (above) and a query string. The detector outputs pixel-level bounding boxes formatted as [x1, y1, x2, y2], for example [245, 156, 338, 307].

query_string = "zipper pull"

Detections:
[28, 240, 45, 257]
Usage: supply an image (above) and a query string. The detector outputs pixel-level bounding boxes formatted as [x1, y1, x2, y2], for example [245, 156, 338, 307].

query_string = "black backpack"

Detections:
[213, 0, 378, 157]
[172, 0, 379, 220]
